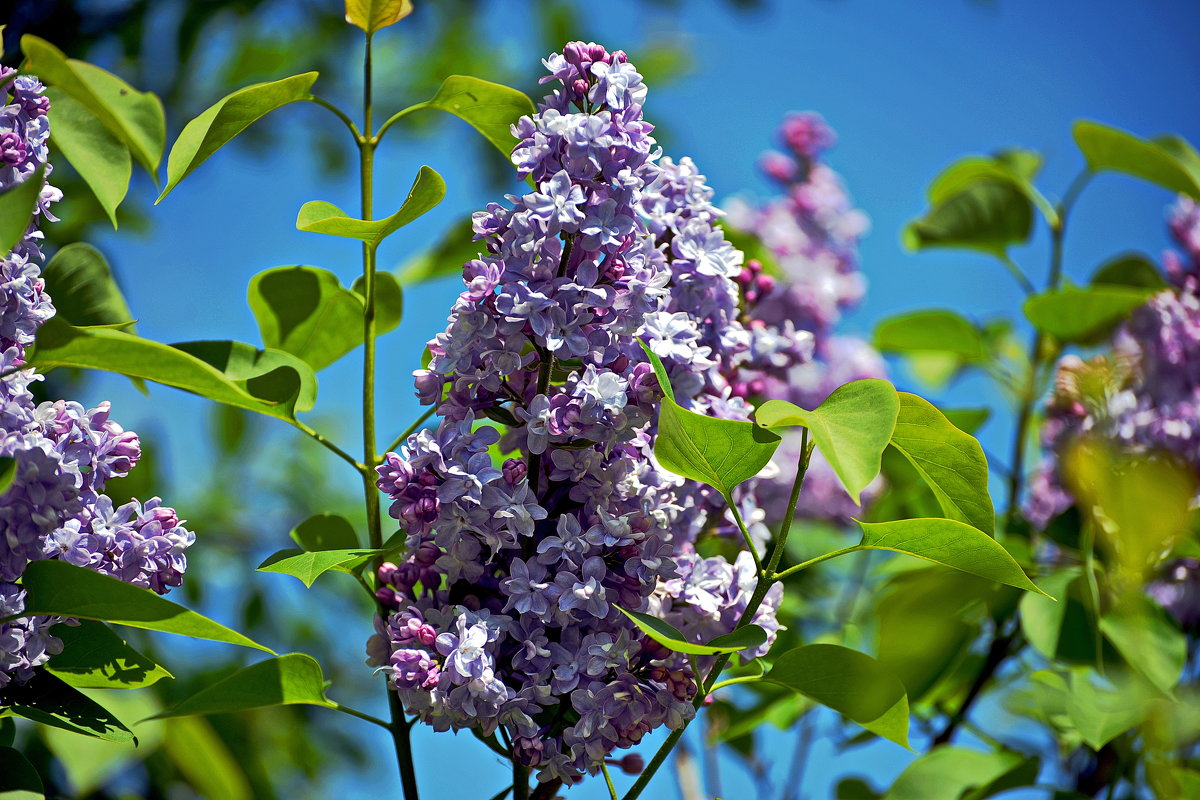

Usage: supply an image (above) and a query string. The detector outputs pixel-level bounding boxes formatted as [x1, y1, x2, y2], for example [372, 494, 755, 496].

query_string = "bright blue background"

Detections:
[57, 0, 1200, 797]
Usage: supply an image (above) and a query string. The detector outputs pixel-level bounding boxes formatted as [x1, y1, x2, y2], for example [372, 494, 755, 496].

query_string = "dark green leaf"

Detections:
[0, 165, 45, 256]
[290, 514, 359, 551]
[1074, 121, 1200, 200]
[344, 0, 413, 33]
[1090, 253, 1166, 290]
[765, 644, 910, 748]
[855, 519, 1047, 595]
[889, 393, 994, 533]
[41, 244, 135, 330]
[903, 179, 1033, 257]
[248, 266, 371, 371]
[22, 35, 164, 175]
[29, 319, 317, 422]
[353, 271, 404, 334]
[407, 75, 534, 160]
[1023, 284, 1154, 344]
[158, 73, 318, 202]
[756, 380, 899, 504]
[147, 654, 333, 719]
[0, 745, 44, 799]
[873, 310, 986, 360]
[0, 671, 132, 743]
[616, 607, 763, 656]
[15, 560, 271, 652]
[882, 747, 1028, 800]
[939, 407, 990, 435]
[707, 625, 768, 652]
[46, 89, 130, 227]
[45, 620, 172, 689]
[296, 166, 445, 246]
[257, 548, 374, 588]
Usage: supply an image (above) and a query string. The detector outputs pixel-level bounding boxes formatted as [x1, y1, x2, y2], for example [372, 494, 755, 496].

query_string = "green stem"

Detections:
[328, 701, 391, 730]
[374, 102, 430, 143]
[774, 545, 864, 582]
[601, 763, 620, 800]
[308, 95, 362, 141]
[728, 501, 763, 574]
[622, 430, 814, 800]
[708, 675, 764, 693]
[512, 763, 530, 800]
[290, 420, 368, 473]
[387, 693, 421, 800]
[386, 406, 437, 454]
[1000, 254, 1036, 296]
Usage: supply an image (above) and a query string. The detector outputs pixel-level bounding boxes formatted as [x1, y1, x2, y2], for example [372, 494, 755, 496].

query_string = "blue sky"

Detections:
[55, 0, 1200, 797]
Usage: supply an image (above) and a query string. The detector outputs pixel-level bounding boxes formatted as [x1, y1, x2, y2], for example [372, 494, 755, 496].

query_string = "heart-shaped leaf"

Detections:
[1074, 121, 1200, 201]
[0, 670, 133, 743]
[46, 89, 130, 227]
[756, 380, 899, 504]
[40, 244, 135, 330]
[297, 166, 445, 247]
[14, 560, 271, 653]
[257, 549, 375, 588]
[399, 76, 535, 160]
[289, 514, 359, 551]
[1023, 284, 1155, 344]
[765, 644, 911, 749]
[158, 72, 318, 202]
[0, 744, 44, 798]
[146, 654, 334, 719]
[882, 747, 1032, 800]
[344, 0, 413, 33]
[873, 310, 986, 361]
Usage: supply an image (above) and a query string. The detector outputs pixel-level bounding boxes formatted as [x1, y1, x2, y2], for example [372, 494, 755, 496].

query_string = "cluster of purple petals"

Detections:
[0, 72, 194, 689]
[373, 43, 784, 784]
[724, 112, 885, 524]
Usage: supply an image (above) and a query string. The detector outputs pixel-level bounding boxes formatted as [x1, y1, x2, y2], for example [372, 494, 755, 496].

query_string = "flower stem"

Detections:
[512, 763, 531, 800]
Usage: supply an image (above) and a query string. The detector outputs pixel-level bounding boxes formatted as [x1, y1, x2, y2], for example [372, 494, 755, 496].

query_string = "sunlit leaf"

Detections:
[1090, 252, 1166, 290]
[1100, 593, 1186, 693]
[22, 35, 164, 175]
[158, 72, 318, 202]
[161, 716, 253, 800]
[401, 75, 534, 160]
[0, 670, 133, 743]
[46, 89, 130, 227]
[756, 380, 899, 504]
[257, 548, 374, 588]
[41, 244, 135, 330]
[147, 654, 334, 719]
[765, 644, 910, 748]
[1074, 121, 1200, 201]
[296, 166, 445, 246]
[15, 560, 271, 652]
[882, 747, 1031, 800]
[873, 310, 986, 361]
[1023, 284, 1154, 344]
[344, 0, 413, 33]
[855, 519, 1046, 595]
[290, 514, 359, 551]
[45, 620, 173, 689]
[616, 606, 765, 656]
[889, 393, 994, 533]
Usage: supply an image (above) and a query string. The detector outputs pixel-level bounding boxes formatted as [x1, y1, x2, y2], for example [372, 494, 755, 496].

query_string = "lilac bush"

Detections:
[0, 68, 194, 689]
[726, 113, 886, 525]
[372, 42, 783, 784]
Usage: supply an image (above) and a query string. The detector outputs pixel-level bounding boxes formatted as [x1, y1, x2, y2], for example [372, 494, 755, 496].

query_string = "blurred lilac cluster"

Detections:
[725, 112, 885, 524]
[0, 69, 194, 689]
[1026, 197, 1200, 627]
[371, 43, 783, 784]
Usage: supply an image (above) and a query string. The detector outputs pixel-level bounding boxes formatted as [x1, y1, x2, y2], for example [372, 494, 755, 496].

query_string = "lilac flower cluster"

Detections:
[724, 113, 885, 524]
[1026, 197, 1200, 532]
[0, 70, 194, 689]
[372, 43, 783, 784]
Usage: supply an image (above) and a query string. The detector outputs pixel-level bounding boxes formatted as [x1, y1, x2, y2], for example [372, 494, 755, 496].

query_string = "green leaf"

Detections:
[0, 457, 14, 496]
[22, 35, 164, 175]
[888, 393, 994, 533]
[756, 380, 899, 504]
[41, 244, 135, 330]
[296, 166, 445, 246]
[158, 72, 318, 202]
[873, 310, 986, 361]
[248, 265, 400, 372]
[1073, 121, 1200, 200]
[1090, 252, 1166, 290]
[638, 342, 780, 499]
[289, 514, 359, 551]
[940, 407, 990, 435]
[0, 165, 45, 256]
[147, 654, 334, 719]
[1023, 284, 1154, 344]
[1099, 593, 1186, 693]
[1062, 670, 1156, 749]
[28, 319, 316, 422]
[882, 747, 1030, 800]
[0, 745, 44, 799]
[0, 670, 132, 743]
[257, 548, 374, 588]
[406, 75, 535, 160]
[162, 716, 253, 800]
[396, 217, 478, 284]
[616, 607, 765, 656]
[1019, 569, 1081, 661]
[46, 90, 130, 227]
[903, 165, 1033, 257]
[15, 560, 271, 653]
[45, 620, 173, 689]
[352, 271, 404, 333]
[344, 0, 413, 33]
[764, 644, 910, 749]
[855, 519, 1047, 596]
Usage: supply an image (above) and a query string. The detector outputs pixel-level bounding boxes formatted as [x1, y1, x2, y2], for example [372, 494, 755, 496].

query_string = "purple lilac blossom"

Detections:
[723, 113, 885, 525]
[373, 43, 784, 784]
[0, 71, 194, 689]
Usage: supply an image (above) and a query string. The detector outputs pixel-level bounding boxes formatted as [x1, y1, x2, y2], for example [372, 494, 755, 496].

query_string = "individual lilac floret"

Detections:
[0, 70, 195, 690]
[374, 42, 783, 783]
